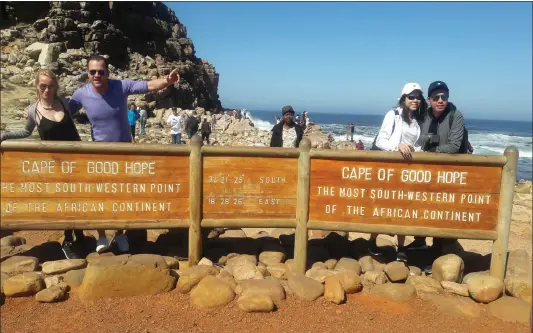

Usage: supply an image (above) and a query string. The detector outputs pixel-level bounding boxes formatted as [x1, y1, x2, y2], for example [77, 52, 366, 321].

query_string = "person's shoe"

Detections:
[405, 238, 429, 251]
[114, 234, 129, 253]
[368, 239, 383, 256]
[96, 236, 109, 253]
[396, 246, 408, 263]
[423, 265, 433, 275]
[62, 240, 83, 259]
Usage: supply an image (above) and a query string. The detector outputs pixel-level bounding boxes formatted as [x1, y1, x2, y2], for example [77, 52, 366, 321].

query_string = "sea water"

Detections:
[247, 110, 532, 181]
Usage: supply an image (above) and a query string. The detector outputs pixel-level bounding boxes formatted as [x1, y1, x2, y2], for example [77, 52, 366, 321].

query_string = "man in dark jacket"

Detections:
[186, 113, 199, 139]
[408, 81, 465, 271]
[270, 105, 304, 148]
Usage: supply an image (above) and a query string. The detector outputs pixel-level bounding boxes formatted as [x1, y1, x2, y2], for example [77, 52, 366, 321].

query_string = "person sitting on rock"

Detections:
[270, 105, 304, 148]
[1, 69, 86, 260]
[67, 54, 181, 254]
[355, 140, 364, 150]
[368, 82, 427, 262]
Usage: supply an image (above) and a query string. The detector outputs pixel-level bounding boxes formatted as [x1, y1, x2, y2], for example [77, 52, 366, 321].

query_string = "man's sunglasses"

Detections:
[406, 95, 422, 101]
[89, 70, 106, 76]
[430, 94, 449, 102]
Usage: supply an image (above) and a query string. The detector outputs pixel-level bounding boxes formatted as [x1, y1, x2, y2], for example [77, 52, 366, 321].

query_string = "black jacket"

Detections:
[270, 122, 304, 148]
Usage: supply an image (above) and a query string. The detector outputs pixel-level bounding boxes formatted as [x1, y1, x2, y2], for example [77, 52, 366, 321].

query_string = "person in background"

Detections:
[270, 105, 304, 148]
[274, 116, 281, 124]
[200, 116, 212, 144]
[355, 140, 364, 150]
[295, 114, 301, 125]
[1, 69, 86, 259]
[346, 123, 351, 141]
[301, 111, 309, 131]
[407, 81, 465, 271]
[186, 112, 199, 139]
[139, 105, 148, 136]
[367, 82, 427, 262]
[166, 107, 182, 144]
[350, 122, 355, 142]
[67, 54, 181, 254]
[128, 103, 140, 141]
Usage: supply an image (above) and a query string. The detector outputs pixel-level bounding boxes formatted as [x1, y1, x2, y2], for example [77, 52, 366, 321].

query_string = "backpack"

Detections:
[371, 109, 399, 150]
[449, 110, 474, 154]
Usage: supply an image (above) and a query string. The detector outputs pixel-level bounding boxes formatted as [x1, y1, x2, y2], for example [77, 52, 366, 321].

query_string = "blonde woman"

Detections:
[0, 69, 86, 259]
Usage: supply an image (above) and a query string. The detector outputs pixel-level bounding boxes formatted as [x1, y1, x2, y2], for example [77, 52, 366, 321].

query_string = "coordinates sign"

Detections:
[309, 159, 501, 231]
[1, 152, 189, 222]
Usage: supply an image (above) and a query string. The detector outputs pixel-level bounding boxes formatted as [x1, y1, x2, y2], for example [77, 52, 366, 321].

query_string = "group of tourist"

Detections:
[0, 54, 470, 271]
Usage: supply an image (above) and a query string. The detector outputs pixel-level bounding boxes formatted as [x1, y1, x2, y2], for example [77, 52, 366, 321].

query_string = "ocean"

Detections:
[247, 110, 532, 181]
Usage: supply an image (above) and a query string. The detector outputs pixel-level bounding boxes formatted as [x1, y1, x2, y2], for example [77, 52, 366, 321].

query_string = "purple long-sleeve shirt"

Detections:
[69, 79, 149, 142]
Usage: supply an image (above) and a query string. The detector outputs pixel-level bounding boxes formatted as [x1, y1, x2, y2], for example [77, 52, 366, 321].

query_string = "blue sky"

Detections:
[167, 2, 532, 121]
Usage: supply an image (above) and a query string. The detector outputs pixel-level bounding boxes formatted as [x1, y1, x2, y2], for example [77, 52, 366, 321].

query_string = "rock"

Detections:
[325, 259, 338, 270]
[176, 265, 218, 294]
[190, 275, 235, 308]
[432, 254, 464, 283]
[37, 43, 61, 66]
[8, 74, 25, 84]
[232, 262, 263, 282]
[236, 277, 286, 303]
[359, 256, 374, 273]
[0, 236, 26, 247]
[42, 259, 87, 275]
[35, 284, 67, 303]
[288, 274, 324, 301]
[226, 254, 258, 268]
[3, 272, 44, 297]
[409, 266, 422, 277]
[466, 274, 503, 303]
[267, 263, 287, 279]
[162, 256, 179, 269]
[385, 262, 409, 282]
[259, 243, 286, 266]
[257, 262, 268, 276]
[324, 275, 345, 304]
[363, 270, 388, 284]
[1, 256, 39, 277]
[406, 276, 443, 295]
[441, 281, 469, 297]
[62, 269, 85, 289]
[462, 271, 489, 284]
[504, 275, 532, 303]
[25, 42, 48, 59]
[312, 262, 328, 270]
[514, 181, 532, 194]
[237, 294, 275, 313]
[216, 271, 237, 291]
[197, 257, 214, 266]
[488, 296, 530, 324]
[219, 228, 247, 238]
[506, 250, 532, 278]
[44, 275, 64, 289]
[334, 257, 362, 275]
[284, 259, 297, 276]
[78, 254, 176, 300]
[370, 283, 417, 302]
[305, 267, 339, 283]
[336, 271, 363, 294]
[420, 293, 481, 318]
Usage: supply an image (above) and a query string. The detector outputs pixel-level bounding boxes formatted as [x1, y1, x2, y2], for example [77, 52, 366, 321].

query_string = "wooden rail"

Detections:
[0, 137, 518, 281]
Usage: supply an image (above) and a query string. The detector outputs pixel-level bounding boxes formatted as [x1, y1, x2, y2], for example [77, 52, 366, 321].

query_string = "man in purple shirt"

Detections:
[69, 55, 181, 253]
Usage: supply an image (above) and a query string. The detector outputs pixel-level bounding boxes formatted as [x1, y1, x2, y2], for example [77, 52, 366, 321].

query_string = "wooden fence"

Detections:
[0, 136, 518, 281]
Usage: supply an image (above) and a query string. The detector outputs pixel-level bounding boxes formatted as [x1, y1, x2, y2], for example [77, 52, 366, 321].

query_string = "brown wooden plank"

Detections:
[1, 151, 190, 223]
[309, 159, 502, 231]
[203, 157, 298, 219]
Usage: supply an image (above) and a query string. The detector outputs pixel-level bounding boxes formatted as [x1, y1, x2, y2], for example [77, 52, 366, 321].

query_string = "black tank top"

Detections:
[36, 100, 81, 141]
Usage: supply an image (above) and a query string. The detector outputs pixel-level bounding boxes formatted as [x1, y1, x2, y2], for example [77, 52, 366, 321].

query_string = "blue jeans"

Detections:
[171, 133, 182, 144]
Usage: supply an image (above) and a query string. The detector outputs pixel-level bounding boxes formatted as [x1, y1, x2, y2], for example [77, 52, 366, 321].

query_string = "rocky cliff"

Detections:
[0, 1, 221, 111]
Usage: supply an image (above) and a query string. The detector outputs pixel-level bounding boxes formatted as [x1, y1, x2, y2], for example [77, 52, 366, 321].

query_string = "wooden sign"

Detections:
[203, 157, 297, 219]
[1, 151, 190, 222]
[309, 159, 502, 231]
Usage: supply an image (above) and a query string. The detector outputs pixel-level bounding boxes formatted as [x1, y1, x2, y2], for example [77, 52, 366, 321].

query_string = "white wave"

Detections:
[247, 113, 275, 132]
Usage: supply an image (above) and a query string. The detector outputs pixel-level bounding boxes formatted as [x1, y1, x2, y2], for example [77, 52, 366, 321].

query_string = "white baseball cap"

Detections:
[401, 82, 423, 96]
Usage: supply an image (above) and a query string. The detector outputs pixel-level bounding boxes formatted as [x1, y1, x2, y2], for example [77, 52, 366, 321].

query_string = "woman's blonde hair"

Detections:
[35, 69, 60, 102]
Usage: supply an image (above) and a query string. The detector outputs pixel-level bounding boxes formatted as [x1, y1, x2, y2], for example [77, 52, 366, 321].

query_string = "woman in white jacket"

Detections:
[368, 82, 427, 262]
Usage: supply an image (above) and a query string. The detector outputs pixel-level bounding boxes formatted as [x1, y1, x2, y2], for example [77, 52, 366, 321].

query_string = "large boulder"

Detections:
[406, 276, 443, 295]
[336, 271, 363, 294]
[24, 42, 48, 60]
[432, 254, 464, 283]
[384, 262, 409, 282]
[190, 275, 235, 309]
[466, 274, 503, 303]
[1, 256, 39, 277]
[370, 283, 417, 302]
[334, 257, 362, 275]
[488, 296, 531, 324]
[3, 272, 44, 297]
[176, 265, 218, 293]
[288, 274, 324, 301]
[35, 284, 68, 303]
[237, 294, 275, 313]
[0, 236, 26, 247]
[324, 275, 345, 304]
[37, 43, 61, 67]
[258, 243, 286, 266]
[504, 275, 532, 304]
[305, 267, 339, 283]
[78, 254, 176, 300]
[42, 259, 87, 275]
[235, 277, 285, 303]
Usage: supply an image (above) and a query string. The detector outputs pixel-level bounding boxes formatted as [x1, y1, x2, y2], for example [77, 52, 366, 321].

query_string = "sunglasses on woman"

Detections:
[89, 69, 106, 76]
[430, 94, 449, 102]
[406, 95, 422, 101]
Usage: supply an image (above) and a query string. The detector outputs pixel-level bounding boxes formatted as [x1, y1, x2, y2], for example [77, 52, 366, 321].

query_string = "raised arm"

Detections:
[147, 69, 180, 92]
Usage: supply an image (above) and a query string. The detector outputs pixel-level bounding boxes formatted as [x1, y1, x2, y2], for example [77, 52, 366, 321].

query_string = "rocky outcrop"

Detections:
[0, 1, 221, 111]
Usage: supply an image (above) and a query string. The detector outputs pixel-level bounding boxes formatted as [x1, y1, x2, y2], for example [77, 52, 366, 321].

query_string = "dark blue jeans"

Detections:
[171, 133, 182, 144]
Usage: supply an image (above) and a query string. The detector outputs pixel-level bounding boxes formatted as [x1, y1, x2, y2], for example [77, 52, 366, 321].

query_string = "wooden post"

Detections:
[294, 138, 311, 274]
[489, 146, 519, 281]
[188, 134, 203, 266]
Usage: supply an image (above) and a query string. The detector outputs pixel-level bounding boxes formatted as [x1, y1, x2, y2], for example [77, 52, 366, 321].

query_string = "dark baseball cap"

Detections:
[282, 105, 295, 115]
[427, 81, 449, 97]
